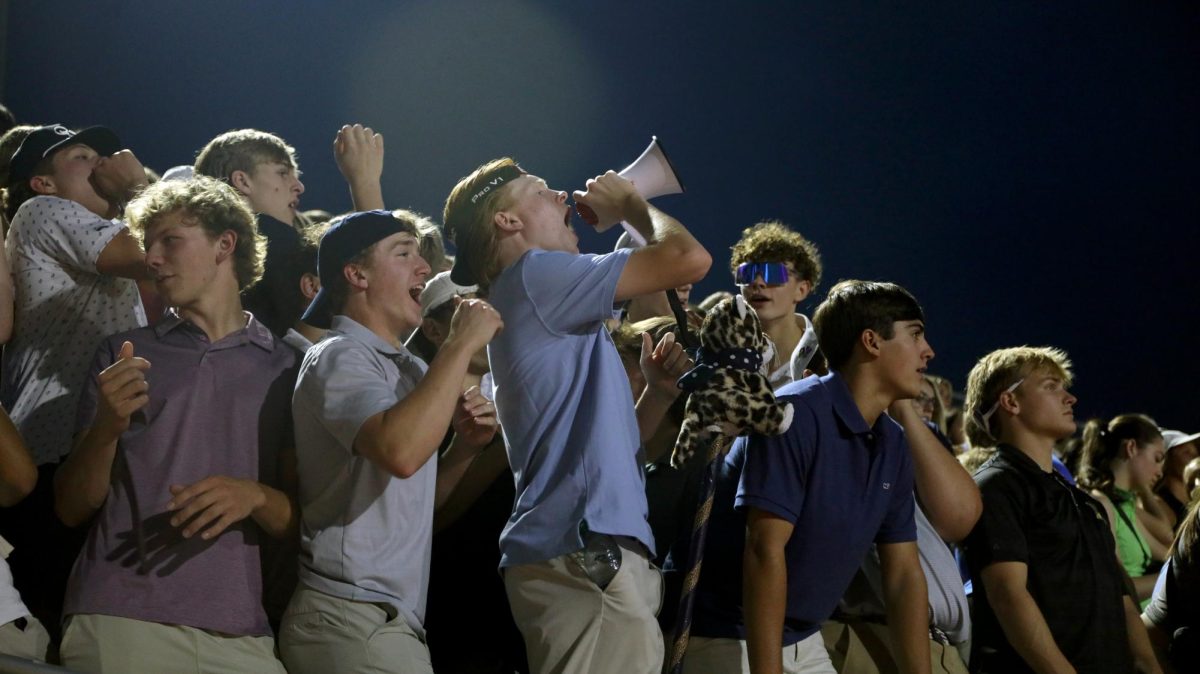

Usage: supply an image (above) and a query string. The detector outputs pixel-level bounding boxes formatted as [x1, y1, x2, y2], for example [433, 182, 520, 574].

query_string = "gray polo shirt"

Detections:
[292, 316, 435, 636]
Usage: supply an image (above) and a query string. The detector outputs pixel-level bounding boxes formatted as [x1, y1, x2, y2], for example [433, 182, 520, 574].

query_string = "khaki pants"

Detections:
[279, 584, 432, 674]
[60, 614, 285, 674]
[821, 620, 968, 674]
[505, 539, 664, 674]
[681, 632, 835, 674]
[0, 615, 50, 661]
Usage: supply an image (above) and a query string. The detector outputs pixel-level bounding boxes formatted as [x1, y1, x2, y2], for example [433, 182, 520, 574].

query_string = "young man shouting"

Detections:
[442, 161, 711, 674]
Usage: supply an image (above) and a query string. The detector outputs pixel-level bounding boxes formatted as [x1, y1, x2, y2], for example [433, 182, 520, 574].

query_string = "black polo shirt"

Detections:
[965, 444, 1133, 674]
[243, 213, 305, 338]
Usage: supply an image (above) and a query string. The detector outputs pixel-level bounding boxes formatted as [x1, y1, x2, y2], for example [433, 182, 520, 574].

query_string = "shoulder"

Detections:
[299, 333, 383, 380]
[10, 196, 87, 227]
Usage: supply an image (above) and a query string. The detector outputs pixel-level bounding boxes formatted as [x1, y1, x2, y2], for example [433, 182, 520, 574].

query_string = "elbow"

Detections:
[0, 467, 37, 507]
[678, 247, 712, 284]
[938, 497, 983, 544]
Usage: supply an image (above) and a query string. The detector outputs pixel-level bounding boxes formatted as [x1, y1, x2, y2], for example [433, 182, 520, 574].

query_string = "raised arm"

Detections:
[55, 341, 150, 526]
[355, 299, 503, 478]
[334, 124, 385, 211]
[889, 401, 982, 542]
[572, 172, 711, 302]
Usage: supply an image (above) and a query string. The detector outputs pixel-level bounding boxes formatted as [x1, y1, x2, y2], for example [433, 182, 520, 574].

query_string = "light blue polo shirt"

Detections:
[488, 248, 653, 568]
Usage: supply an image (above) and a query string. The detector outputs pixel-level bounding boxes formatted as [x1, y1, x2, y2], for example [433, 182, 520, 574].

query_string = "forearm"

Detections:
[0, 413, 37, 507]
[1135, 503, 1175, 552]
[991, 585, 1076, 673]
[1125, 596, 1163, 674]
[744, 542, 788, 674]
[1132, 574, 1160, 603]
[0, 275, 13, 345]
[636, 388, 678, 451]
[364, 340, 474, 476]
[347, 179, 384, 211]
[893, 405, 980, 541]
[249, 483, 297, 539]
[55, 428, 121, 526]
[629, 205, 707, 264]
[880, 544, 932, 674]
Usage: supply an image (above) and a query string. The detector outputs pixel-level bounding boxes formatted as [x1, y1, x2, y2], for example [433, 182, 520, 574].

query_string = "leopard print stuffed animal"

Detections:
[671, 295, 794, 468]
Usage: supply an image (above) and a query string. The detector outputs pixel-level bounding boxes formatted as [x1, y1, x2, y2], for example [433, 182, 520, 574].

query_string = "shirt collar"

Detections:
[153, 309, 275, 351]
[822, 371, 872, 436]
[995, 443, 1056, 476]
[329, 315, 413, 360]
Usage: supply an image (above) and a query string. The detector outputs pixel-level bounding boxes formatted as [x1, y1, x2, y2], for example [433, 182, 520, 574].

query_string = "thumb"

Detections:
[119, 340, 134, 360]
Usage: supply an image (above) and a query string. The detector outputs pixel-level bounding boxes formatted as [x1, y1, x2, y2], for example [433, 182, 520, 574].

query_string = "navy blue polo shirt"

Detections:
[687, 371, 916, 645]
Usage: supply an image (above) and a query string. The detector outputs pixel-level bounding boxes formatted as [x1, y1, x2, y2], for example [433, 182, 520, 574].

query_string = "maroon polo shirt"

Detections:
[65, 311, 299, 636]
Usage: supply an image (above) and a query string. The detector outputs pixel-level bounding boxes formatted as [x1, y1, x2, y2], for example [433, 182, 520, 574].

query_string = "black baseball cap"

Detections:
[302, 210, 410, 329]
[8, 124, 121, 184]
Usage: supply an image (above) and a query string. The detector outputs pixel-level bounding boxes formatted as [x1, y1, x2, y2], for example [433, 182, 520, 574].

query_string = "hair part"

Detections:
[442, 157, 520, 288]
[811, 280, 924, 372]
[125, 176, 265, 291]
[963, 346, 1074, 448]
[729, 220, 823, 291]
[1077, 414, 1161, 495]
[194, 129, 297, 183]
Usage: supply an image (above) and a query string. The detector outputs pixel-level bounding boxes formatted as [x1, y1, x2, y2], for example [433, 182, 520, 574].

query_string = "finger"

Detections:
[116, 393, 150, 418]
[376, 133, 385, 152]
[640, 332, 653, 359]
[166, 477, 216, 510]
[653, 331, 676, 358]
[182, 503, 227, 539]
[172, 491, 222, 529]
[198, 512, 238, 540]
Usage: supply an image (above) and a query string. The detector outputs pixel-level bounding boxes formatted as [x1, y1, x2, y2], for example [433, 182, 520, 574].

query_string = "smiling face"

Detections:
[144, 210, 231, 310]
[739, 262, 812, 323]
[359, 231, 431, 334]
[239, 160, 304, 224]
[500, 175, 578, 254]
[875, 320, 935, 399]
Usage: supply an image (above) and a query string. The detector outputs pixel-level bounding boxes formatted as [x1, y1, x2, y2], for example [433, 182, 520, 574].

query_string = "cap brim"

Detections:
[65, 127, 121, 157]
[300, 287, 334, 330]
[1168, 432, 1200, 449]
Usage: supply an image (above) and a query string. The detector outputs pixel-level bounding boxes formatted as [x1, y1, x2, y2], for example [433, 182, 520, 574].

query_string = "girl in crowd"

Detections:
[1078, 414, 1170, 605]
[1142, 499, 1200, 673]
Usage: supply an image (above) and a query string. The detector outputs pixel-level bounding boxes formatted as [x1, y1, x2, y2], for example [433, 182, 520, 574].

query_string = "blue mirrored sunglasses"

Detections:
[735, 262, 789, 286]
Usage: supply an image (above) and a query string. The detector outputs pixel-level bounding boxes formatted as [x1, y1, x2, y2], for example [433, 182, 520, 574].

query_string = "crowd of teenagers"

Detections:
[0, 102, 1196, 674]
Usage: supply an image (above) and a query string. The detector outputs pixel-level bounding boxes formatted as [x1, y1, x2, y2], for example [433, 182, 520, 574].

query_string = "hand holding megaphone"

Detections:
[573, 136, 685, 235]
[572, 171, 647, 232]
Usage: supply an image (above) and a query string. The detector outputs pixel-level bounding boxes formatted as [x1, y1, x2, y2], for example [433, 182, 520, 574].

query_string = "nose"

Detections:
[417, 254, 432, 279]
[555, 190, 567, 204]
[1065, 391, 1078, 405]
[293, 176, 305, 195]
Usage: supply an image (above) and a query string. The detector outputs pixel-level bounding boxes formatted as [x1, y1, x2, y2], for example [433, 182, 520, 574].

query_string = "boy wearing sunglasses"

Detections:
[729, 221, 823, 387]
[961, 347, 1161, 674]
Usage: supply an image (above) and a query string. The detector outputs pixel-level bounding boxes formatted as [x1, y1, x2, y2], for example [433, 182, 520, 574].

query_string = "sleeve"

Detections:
[1141, 559, 1172, 629]
[875, 448, 917, 543]
[74, 338, 119, 435]
[28, 198, 126, 275]
[294, 342, 401, 454]
[735, 399, 817, 523]
[964, 473, 1030, 573]
[523, 249, 631, 333]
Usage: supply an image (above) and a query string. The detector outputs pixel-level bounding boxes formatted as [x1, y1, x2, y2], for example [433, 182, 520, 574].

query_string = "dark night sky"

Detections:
[5, 1, 1198, 427]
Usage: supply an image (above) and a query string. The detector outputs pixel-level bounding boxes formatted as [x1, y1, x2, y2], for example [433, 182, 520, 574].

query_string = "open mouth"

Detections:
[409, 285, 424, 303]
[562, 207, 572, 227]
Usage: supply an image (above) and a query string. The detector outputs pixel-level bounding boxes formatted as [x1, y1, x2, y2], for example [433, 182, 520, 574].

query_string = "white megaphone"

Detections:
[576, 136, 685, 243]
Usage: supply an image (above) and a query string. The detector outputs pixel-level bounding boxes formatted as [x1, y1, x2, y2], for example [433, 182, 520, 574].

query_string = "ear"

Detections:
[493, 209, 522, 233]
[215, 230, 237, 264]
[999, 389, 1021, 416]
[229, 169, 253, 196]
[860, 328, 883, 358]
[343, 262, 369, 291]
[791, 279, 813, 303]
[29, 175, 56, 196]
[299, 273, 321, 301]
[1122, 439, 1138, 460]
